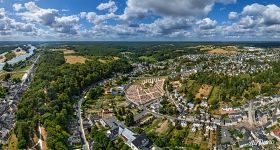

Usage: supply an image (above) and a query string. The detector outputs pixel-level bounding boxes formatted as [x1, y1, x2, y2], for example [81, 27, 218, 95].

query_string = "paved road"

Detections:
[77, 80, 105, 150]
[78, 98, 90, 150]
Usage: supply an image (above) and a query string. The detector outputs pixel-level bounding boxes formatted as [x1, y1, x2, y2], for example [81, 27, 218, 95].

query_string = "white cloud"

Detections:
[19, 2, 58, 26]
[120, 0, 214, 20]
[240, 3, 280, 26]
[196, 18, 217, 30]
[228, 12, 238, 20]
[97, 0, 118, 13]
[53, 15, 79, 34]
[17, 2, 80, 34]
[13, 3, 23, 11]
[0, 8, 5, 19]
[81, 12, 116, 25]
[120, 0, 237, 21]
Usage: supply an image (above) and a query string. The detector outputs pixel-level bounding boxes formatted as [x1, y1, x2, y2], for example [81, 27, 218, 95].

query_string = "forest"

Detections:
[15, 50, 132, 149]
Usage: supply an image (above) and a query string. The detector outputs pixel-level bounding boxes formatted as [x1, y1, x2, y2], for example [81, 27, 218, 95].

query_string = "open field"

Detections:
[99, 56, 120, 64]
[193, 130, 203, 145]
[195, 84, 213, 99]
[190, 81, 201, 96]
[198, 45, 239, 55]
[208, 48, 238, 55]
[14, 65, 31, 72]
[63, 50, 76, 55]
[185, 130, 195, 144]
[208, 86, 220, 104]
[41, 127, 48, 150]
[6, 134, 18, 150]
[11, 72, 25, 79]
[144, 118, 162, 133]
[155, 120, 169, 134]
[139, 56, 156, 63]
[65, 55, 86, 64]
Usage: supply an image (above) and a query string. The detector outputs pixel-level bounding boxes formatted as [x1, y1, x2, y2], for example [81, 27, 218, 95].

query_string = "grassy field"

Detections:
[208, 86, 220, 104]
[195, 84, 213, 99]
[14, 65, 31, 72]
[6, 133, 18, 150]
[41, 127, 48, 150]
[144, 118, 162, 133]
[63, 50, 76, 55]
[187, 80, 195, 88]
[11, 72, 25, 79]
[139, 56, 156, 63]
[154, 120, 169, 134]
[65, 55, 86, 64]
[190, 81, 201, 96]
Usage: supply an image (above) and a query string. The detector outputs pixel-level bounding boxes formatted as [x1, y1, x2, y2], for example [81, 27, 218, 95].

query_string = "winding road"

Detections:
[78, 97, 90, 150]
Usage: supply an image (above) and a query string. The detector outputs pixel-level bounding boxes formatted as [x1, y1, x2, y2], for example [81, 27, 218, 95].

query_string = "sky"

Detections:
[1, 0, 280, 41]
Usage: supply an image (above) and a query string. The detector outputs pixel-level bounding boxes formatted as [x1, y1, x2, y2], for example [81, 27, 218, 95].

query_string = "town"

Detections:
[62, 44, 280, 150]
[0, 43, 280, 150]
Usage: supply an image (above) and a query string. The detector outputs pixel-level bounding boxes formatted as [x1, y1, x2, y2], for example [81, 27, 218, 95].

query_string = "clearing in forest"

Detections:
[65, 55, 86, 64]
[195, 84, 213, 99]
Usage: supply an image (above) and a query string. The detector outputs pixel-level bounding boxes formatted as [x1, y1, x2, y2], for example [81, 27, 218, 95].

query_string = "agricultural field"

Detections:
[64, 55, 86, 64]
[208, 48, 238, 55]
[63, 49, 76, 55]
[198, 45, 239, 55]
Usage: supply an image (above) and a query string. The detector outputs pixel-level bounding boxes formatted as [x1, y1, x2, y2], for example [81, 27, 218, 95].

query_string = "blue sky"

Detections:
[1, 0, 280, 41]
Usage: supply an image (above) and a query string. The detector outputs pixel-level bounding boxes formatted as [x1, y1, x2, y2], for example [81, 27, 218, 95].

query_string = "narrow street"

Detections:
[78, 98, 90, 150]
[76, 80, 104, 150]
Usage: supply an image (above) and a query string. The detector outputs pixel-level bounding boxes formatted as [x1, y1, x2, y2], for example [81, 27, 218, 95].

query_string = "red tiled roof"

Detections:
[273, 128, 280, 135]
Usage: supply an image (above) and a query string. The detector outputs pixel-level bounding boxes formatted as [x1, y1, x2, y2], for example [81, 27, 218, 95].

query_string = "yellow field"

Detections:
[11, 72, 25, 79]
[63, 50, 76, 55]
[155, 120, 169, 134]
[7, 134, 18, 150]
[198, 45, 239, 55]
[41, 127, 48, 150]
[65, 55, 86, 64]
[208, 48, 237, 54]
[196, 84, 213, 99]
